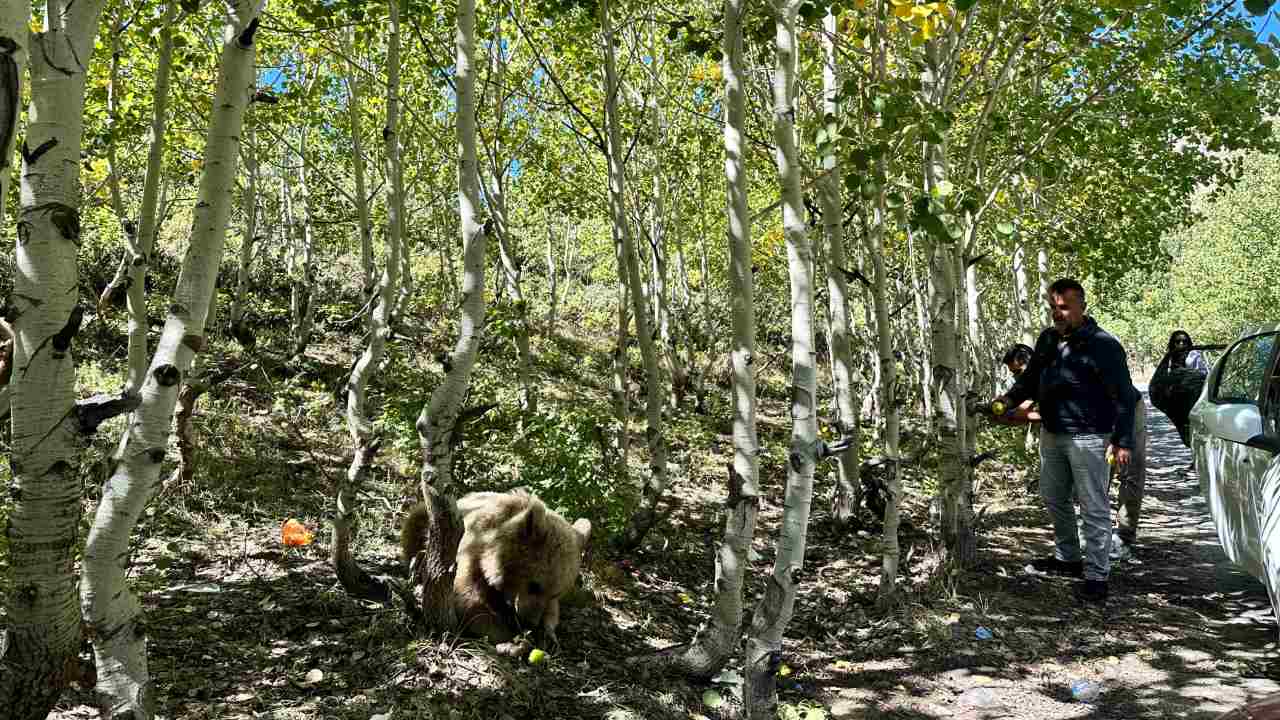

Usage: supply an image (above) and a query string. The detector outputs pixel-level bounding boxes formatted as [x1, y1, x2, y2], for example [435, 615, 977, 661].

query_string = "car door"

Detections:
[1190, 330, 1279, 576]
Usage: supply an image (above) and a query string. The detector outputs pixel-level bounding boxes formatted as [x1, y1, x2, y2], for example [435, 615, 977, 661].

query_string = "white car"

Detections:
[1189, 324, 1280, 627]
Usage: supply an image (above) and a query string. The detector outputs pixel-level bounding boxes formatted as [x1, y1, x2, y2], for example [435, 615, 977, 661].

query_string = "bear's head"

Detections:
[482, 497, 591, 632]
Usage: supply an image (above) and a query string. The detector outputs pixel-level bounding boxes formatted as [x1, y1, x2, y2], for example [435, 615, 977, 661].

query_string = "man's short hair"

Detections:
[1003, 343, 1033, 365]
[1048, 278, 1086, 303]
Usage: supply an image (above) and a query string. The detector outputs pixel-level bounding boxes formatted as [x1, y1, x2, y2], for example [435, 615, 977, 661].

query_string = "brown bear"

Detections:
[401, 489, 591, 645]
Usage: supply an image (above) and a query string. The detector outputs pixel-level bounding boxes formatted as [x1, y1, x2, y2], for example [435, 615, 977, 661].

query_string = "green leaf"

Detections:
[996, 221, 1016, 236]
[955, 0, 978, 11]
[886, 192, 906, 209]
[931, 180, 955, 198]
[1244, 0, 1272, 16]
[923, 126, 944, 144]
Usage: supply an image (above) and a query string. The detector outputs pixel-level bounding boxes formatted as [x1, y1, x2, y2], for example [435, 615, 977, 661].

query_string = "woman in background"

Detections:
[1167, 330, 1209, 375]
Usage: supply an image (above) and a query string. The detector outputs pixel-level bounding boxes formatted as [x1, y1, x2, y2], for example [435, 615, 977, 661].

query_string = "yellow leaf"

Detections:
[854, 0, 867, 7]
[911, 5, 934, 18]
[920, 17, 937, 39]
[29, 18, 42, 33]
[777, 664, 793, 678]
[893, 3, 915, 19]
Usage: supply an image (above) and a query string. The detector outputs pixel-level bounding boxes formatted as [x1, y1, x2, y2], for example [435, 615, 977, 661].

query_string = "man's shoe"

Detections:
[1076, 579, 1109, 604]
[1029, 556, 1084, 577]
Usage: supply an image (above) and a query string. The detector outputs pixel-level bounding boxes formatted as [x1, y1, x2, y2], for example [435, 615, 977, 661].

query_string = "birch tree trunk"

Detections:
[289, 131, 317, 358]
[742, 3, 819, 715]
[335, 0, 401, 605]
[921, 38, 974, 568]
[819, 10, 861, 529]
[611, 232, 631, 478]
[545, 216, 559, 333]
[909, 227, 933, 430]
[79, 5, 263, 717]
[660, 0, 758, 676]
[965, 259, 989, 396]
[0, 3, 110, 717]
[343, 28, 375, 299]
[100, 2, 175, 392]
[417, 0, 486, 495]
[1012, 241, 1035, 345]
[0, 3, 29, 226]
[229, 118, 258, 344]
[607, 0, 669, 551]
[1037, 246, 1051, 326]
[869, 194, 902, 603]
[644, 31, 688, 409]
[485, 16, 535, 418]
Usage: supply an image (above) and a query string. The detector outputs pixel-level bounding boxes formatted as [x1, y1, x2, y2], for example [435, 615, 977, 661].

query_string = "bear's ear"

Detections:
[511, 501, 546, 541]
[572, 518, 592, 551]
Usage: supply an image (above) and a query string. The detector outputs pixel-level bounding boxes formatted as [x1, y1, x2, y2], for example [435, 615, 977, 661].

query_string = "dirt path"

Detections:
[824, 393, 1280, 719]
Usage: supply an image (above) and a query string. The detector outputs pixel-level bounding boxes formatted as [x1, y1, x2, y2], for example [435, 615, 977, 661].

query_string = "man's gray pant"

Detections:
[1040, 429, 1112, 581]
[1115, 396, 1148, 544]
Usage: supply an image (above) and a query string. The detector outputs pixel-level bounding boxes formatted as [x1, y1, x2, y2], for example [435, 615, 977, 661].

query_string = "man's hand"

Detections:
[1108, 445, 1132, 468]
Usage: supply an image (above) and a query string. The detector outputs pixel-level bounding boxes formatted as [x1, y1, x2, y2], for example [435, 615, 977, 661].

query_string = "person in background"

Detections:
[993, 279, 1140, 604]
[1167, 330, 1209, 374]
[1000, 343, 1040, 422]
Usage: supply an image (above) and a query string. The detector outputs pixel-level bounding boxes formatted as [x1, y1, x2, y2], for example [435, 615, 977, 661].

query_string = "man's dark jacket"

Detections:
[1005, 316, 1139, 449]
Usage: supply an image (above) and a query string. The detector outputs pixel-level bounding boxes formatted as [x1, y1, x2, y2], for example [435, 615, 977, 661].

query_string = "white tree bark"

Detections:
[343, 28, 375, 299]
[0, 2, 28, 227]
[1012, 240, 1035, 346]
[743, 3, 818, 716]
[335, 0, 402, 605]
[870, 196, 902, 603]
[819, 9, 861, 528]
[644, 28, 688, 409]
[662, 0, 758, 677]
[79, 5, 263, 718]
[417, 0, 486, 495]
[966, 258, 989, 396]
[229, 119, 258, 343]
[606, 0, 669, 551]
[124, 2, 175, 391]
[1037, 246, 1051, 326]
[921, 38, 974, 568]
[483, 15, 535, 417]
[289, 129, 317, 358]
[909, 227, 934, 430]
[544, 215, 559, 332]
[1, 3, 109, 717]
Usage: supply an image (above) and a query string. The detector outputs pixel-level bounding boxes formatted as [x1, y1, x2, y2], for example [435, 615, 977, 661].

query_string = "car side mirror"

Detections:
[1247, 434, 1280, 455]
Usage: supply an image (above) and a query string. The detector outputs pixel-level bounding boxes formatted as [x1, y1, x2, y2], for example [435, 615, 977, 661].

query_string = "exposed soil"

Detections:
[46, 384, 1280, 720]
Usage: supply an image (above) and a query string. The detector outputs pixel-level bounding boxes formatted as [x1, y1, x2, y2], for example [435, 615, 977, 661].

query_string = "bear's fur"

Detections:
[401, 490, 591, 644]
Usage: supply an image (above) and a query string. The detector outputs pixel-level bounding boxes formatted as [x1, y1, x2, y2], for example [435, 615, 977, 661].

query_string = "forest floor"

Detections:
[39, 334, 1280, 720]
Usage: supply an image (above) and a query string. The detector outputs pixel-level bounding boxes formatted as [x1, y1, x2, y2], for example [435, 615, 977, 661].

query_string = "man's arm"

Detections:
[1097, 337, 1137, 449]
[1003, 330, 1051, 407]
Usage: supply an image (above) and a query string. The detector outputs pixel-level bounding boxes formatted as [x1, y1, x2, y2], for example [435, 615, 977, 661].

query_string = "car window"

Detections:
[1267, 352, 1280, 436]
[1214, 333, 1277, 405]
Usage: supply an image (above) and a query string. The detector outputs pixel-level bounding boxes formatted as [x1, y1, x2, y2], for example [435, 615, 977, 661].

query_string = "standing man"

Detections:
[994, 278, 1140, 604]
